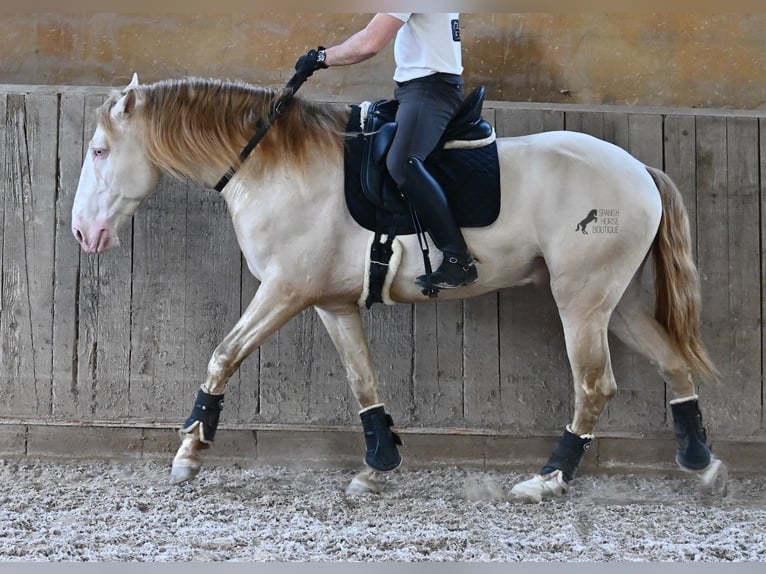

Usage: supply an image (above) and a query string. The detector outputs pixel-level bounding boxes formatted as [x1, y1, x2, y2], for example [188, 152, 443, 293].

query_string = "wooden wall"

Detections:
[1, 85, 764, 442]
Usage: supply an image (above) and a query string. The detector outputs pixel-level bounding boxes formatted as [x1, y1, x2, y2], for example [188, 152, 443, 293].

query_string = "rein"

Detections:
[213, 72, 307, 192]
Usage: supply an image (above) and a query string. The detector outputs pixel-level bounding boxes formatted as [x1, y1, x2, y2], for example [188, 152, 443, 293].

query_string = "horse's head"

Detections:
[71, 73, 161, 253]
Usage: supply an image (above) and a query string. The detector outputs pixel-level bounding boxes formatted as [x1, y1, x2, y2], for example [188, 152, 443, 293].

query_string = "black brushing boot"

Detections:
[670, 395, 712, 471]
[510, 425, 594, 502]
[540, 425, 594, 484]
[359, 404, 403, 471]
[401, 156, 478, 290]
[181, 388, 225, 445]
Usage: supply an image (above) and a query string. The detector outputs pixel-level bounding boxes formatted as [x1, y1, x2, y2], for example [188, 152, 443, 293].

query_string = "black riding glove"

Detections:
[294, 46, 328, 78]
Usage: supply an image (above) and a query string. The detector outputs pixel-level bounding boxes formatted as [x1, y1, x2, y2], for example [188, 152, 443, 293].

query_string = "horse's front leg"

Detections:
[314, 303, 402, 495]
[170, 284, 307, 484]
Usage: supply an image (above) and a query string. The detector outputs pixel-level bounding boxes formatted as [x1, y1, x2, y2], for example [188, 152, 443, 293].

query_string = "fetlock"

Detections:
[670, 396, 712, 470]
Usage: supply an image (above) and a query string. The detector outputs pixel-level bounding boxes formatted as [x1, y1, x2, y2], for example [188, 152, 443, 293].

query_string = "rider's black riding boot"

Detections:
[402, 156, 477, 289]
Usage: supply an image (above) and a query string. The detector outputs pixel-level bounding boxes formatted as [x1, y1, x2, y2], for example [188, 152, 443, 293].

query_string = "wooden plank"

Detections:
[603, 112, 630, 150]
[603, 114, 666, 433]
[305, 307, 353, 425]
[565, 110, 604, 139]
[495, 108, 564, 137]
[0, 93, 6, 412]
[52, 94, 86, 417]
[762, 118, 766, 430]
[0, 95, 39, 416]
[663, 115, 700, 431]
[128, 175, 188, 421]
[463, 292, 501, 426]
[497, 283, 571, 432]
[182, 184, 253, 424]
[494, 109, 571, 432]
[695, 116, 761, 434]
[413, 299, 465, 425]
[664, 116, 698, 246]
[258, 309, 312, 423]
[462, 108, 502, 428]
[362, 304, 415, 426]
[259, 305, 348, 425]
[70, 93, 102, 418]
[22, 94, 59, 417]
[76, 94, 133, 419]
[628, 114, 663, 168]
[720, 117, 760, 433]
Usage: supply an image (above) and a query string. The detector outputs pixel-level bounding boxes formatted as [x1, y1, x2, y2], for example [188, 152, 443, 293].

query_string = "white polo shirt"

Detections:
[387, 13, 463, 83]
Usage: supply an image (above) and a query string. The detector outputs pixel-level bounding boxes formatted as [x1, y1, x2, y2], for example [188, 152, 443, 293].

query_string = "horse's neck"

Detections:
[220, 159, 350, 279]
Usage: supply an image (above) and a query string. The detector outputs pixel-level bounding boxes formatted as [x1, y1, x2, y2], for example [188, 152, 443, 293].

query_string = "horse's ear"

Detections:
[110, 73, 141, 121]
[111, 88, 139, 121]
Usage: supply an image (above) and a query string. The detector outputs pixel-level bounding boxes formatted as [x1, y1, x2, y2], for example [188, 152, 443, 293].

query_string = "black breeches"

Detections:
[386, 75, 463, 186]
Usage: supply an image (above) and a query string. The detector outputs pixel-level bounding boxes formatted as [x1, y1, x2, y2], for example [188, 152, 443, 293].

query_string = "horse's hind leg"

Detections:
[315, 303, 403, 495]
[511, 305, 615, 503]
[609, 278, 728, 495]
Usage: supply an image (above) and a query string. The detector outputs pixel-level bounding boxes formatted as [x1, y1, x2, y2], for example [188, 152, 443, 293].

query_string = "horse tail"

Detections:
[647, 166, 718, 381]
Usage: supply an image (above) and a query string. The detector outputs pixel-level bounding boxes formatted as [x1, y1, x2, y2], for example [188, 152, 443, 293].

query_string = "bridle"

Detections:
[213, 72, 307, 192]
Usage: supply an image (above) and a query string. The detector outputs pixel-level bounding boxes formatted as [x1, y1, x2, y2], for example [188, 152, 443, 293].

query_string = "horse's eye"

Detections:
[93, 148, 109, 159]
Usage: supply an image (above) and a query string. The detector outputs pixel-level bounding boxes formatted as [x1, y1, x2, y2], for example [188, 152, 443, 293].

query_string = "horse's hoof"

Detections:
[169, 465, 200, 485]
[345, 467, 383, 495]
[510, 470, 569, 503]
[697, 457, 728, 496]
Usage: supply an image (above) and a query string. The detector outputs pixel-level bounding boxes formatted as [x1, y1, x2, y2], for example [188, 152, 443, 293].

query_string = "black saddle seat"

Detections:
[363, 86, 494, 206]
[367, 85, 493, 164]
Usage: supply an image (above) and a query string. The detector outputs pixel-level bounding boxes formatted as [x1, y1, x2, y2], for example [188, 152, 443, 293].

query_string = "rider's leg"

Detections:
[387, 75, 477, 289]
[401, 156, 477, 288]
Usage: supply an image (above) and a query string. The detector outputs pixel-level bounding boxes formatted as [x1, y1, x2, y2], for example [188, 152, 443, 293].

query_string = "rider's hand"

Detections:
[294, 47, 328, 78]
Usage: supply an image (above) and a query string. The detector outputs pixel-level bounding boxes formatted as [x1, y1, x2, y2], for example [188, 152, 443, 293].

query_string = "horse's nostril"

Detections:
[74, 228, 84, 244]
[96, 228, 109, 252]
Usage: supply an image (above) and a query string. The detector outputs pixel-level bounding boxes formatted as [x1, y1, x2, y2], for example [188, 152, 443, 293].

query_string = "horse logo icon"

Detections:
[576, 209, 598, 234]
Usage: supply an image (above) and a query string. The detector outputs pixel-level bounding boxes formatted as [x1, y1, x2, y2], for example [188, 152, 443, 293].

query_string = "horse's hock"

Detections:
[0, 84, 764, 480]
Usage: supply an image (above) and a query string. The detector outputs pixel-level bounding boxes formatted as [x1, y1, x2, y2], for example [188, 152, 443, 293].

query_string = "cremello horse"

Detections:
[71, 75, 728, 502]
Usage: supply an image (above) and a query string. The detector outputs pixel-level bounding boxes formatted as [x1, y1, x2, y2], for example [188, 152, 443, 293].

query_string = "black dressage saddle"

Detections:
[344, 85, 501, 237]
